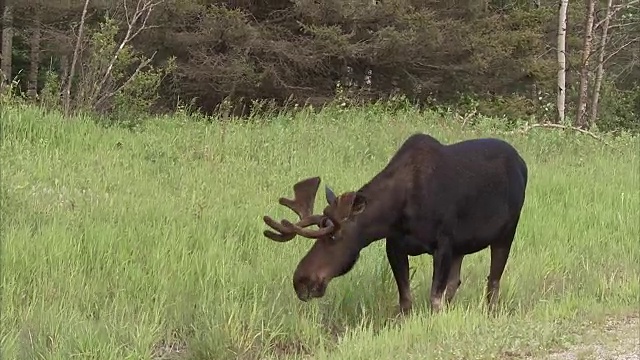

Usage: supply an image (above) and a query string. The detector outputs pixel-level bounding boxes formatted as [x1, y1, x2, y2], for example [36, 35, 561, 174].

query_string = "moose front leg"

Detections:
[429, 244, 452, 313]
[385, 238, 412, 315]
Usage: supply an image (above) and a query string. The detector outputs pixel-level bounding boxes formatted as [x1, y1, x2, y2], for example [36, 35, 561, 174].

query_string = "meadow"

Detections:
[1, 103, 638, 360]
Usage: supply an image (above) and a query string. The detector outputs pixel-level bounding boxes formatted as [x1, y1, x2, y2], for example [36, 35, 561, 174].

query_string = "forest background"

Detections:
[0, 0, 638, 131]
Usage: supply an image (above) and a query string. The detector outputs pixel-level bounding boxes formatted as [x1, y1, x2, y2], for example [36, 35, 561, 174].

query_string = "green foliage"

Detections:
[39, 69, 62, 110]
[596, 81, 640, 133]
[3, 0, 638, 132]
[64, 15, 174, 127]
[0, 78, 19, 105]
[152, 0, 562, 113]
[110, 56, 177, 127]
[455, 93, 538, 127]
[2, 105, 638, 359]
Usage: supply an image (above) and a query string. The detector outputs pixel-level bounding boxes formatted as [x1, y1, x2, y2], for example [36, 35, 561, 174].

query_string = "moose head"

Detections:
[263, 177, 367, 302]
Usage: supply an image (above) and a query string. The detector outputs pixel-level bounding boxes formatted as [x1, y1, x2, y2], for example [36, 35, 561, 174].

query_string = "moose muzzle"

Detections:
[293, 275, 328, 301]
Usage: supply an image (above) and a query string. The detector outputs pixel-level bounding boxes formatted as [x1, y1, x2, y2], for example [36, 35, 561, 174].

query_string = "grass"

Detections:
[1, 103, 639, 360]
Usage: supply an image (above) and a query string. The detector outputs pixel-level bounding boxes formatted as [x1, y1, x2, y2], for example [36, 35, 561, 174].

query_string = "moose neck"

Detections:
[351, 176, 406, 249]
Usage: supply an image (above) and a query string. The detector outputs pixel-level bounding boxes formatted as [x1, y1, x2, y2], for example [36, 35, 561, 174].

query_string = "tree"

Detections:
[1, 0, 13, 87]
[574, 0, 638, 128]
[63, 0, 89, 116]
[557, 0, 569, 123]
[90, 0, 167, 111]
[575, 0, 597, 129]
[27, 2, 41, 99]
[588, 0, 615, 126]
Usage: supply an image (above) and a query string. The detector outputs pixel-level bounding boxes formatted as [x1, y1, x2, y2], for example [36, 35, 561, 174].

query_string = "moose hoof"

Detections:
[486, 302, 500, 317]
[395, 303, 412, 317]
[430, 297, 443, 313]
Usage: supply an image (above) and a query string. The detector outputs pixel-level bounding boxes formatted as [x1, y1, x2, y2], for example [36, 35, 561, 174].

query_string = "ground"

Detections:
[149, 312, 640, 359]
[530, 313, 639, 360]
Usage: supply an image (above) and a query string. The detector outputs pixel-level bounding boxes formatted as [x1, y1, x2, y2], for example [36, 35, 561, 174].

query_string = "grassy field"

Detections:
[1, 104, 638, 360]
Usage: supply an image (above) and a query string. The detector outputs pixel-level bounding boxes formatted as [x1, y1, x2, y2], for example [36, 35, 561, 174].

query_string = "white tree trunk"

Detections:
[588, 0, 615, 127]
[575, 0, 596, 129]
[64, 0, 90, 116]
[557, 0, 569, 123]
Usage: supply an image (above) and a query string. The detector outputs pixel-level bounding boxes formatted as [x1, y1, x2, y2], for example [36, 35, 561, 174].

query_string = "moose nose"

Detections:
[293, 275, 327, 302]
[295, 288, 312, 302]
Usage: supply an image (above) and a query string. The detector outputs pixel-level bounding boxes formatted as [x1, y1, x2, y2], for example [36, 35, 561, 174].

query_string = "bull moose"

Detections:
[263, 133, 528, 315]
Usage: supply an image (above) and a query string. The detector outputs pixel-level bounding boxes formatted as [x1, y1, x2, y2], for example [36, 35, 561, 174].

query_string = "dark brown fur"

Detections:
[263, 133, 528, 314]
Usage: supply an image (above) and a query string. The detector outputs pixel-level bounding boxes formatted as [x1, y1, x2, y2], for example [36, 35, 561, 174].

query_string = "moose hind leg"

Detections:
[486, 240, 514, 312]
[385, 238, 412, 315]
[430, 246, 452, 313]
[445, 255, 464, 305]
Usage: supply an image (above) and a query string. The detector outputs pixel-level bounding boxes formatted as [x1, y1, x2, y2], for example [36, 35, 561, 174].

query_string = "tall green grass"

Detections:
[1, 105, 638, 359]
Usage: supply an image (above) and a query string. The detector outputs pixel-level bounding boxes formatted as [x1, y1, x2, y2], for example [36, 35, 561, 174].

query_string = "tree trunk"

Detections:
[557, 0, 569, 123]
[59, 54, 69, 103]
[588, 0, 615, 127]
[64, 0, 90, 116]
[575, 0, 596, 129]
[27, 4, 42, 100]
[1, 0, 13, 87]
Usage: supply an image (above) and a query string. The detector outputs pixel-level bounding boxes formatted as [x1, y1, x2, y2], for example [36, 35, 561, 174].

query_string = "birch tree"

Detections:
[575, 0, 596, 129]
[588, 0, 638, 125]
[557, 0, 569, 123]
[588, 0, 615, 126]
[63, 0, 90, 116]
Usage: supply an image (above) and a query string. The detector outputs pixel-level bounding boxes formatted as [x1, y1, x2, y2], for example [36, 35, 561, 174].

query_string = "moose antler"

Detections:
[263, 177, 336, 241]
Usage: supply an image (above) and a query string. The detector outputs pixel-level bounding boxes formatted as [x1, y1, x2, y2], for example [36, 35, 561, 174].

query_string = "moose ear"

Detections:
[325, 186, 337, 205]
[333, 191, 366, 220]
[351, 193, 367, 215]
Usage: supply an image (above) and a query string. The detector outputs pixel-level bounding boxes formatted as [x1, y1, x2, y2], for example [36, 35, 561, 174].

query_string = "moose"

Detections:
[263, 133, 528, 315]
